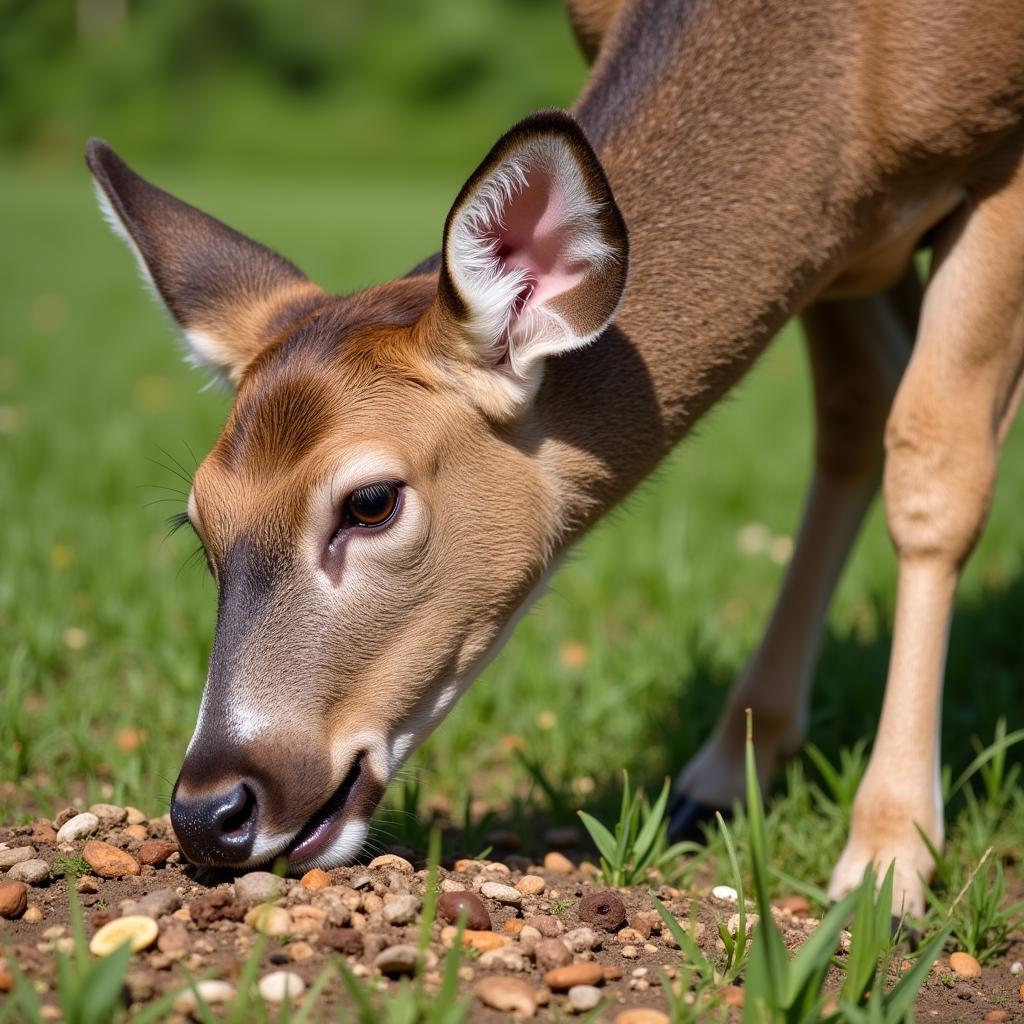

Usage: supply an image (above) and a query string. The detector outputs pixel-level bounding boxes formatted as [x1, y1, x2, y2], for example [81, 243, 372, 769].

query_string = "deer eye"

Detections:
[343, 482, 401, 529]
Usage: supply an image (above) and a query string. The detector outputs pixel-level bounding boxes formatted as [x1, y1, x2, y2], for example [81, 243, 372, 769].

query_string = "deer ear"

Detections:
[86, 139, 326, 386]
[436, 110, 628, 414]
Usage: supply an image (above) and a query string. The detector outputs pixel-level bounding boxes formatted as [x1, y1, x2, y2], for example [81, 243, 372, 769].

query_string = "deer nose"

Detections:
[170, 780, 259, 865]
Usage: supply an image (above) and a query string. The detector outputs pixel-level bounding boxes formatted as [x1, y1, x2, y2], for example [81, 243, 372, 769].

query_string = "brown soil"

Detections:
[1, 810, 1022, 1022]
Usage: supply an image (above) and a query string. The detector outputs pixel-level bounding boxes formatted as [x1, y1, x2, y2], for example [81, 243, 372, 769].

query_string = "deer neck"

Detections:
[532, 0, 858, 540]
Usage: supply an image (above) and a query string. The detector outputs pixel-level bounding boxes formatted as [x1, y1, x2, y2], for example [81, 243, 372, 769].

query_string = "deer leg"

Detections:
[669, 273, 918, 838]
[828, 159, 1024, 917]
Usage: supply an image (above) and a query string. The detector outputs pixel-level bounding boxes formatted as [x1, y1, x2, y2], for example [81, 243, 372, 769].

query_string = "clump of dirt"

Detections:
[0, 806, 1021, 1021]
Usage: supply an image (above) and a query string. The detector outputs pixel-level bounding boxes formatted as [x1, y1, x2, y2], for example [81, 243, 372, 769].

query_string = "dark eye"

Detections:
[343, 482, 401, 529]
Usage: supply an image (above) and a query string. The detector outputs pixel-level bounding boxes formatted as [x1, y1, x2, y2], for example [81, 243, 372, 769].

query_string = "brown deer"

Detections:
[88, 0, 1024, 915]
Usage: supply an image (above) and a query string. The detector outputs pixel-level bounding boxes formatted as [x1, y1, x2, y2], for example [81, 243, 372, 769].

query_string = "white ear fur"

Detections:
[444, 131, 624, 383]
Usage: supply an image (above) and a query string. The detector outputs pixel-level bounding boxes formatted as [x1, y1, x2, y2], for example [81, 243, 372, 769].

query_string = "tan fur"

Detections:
[92, 0, 1024, 897]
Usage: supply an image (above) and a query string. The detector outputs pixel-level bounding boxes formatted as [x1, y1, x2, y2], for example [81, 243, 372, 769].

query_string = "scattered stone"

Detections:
[460, 929, 506, 953]
[23, 904, 44, 923]
[568, 984, 602, 1012]
[617, 927, 646, 945]
[474, 976, 537, 1018]
[603, 965, 624, 982]
[437, 890, 491, 930]
[984, 1011, 1009, 1023]
[533, 938, 572, 971]
[773, 895, 811, 916]
[245, 905, 292, 937]
[137, 841, 178, 867]
[613, 1011, 670, 1024]
[77, 875, 100, 894]
[123, 825, 148, 842]
[516, 874, 546, 896]
[950, 952, 982, 978]
[480, 880, 522, 905]
[300, 868, 331, 892]
[1011, 961, 1023, 976]
[31, 821, 58, 845]
[543, 851, 575, 873]
[312, 888, 354, 926]
[374, 944, 424, 977]
[544, 962, 604, 990]
[288, 941, 314, 962]
[564, 927, 601, 952]
[0, 846, 36, 869]
[525, 915, 565, 937]
[621, 944, 640, 959]
[0, 880, 28, 918]
[711, 884, 739, 902]
[382, 893, 420, 925]
[235, 872, 285, 904]
[83, 840, 140, 878]
[89, 915, 158, 956]
[133, 889, 181, 919]
[258, 970, 306, 1003]
[8, 859, 49, 886]
[124, 806, 147, 826]
[172, 980, 236, 1013]
[368, 854, 414, 874]
[578, 891, 626, 931]
[479, 947, 527, 971]
[319, 928, 364, 955]
[156, 925, 190, 956]
[88, 804, 128, 826]
[189, 891, 246, 928]
[55, 813, 100, 844]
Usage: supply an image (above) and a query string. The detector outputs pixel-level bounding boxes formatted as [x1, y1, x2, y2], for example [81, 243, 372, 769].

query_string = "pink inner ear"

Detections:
[489, 168, 589, 312]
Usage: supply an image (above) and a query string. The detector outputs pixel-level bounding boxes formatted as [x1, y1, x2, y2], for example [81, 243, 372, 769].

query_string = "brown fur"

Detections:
[91, 0, 1024, 899]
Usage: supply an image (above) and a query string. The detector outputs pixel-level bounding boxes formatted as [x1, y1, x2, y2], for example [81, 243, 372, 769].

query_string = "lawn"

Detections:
[3, 1, 1024, 1017]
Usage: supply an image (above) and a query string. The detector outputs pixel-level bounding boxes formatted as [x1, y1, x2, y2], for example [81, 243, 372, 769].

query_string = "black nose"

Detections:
[170, 780, 259, 865]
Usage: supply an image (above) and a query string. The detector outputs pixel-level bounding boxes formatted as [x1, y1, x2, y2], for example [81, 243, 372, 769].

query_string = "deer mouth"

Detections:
[285, 752, 379, 867]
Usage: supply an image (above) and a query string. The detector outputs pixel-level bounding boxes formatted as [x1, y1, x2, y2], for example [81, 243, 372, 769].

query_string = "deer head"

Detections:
[87, 110, 627, 869]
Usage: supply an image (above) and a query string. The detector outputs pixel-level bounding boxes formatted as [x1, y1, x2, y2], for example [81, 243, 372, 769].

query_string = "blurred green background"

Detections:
[2, 0, 1022, 846]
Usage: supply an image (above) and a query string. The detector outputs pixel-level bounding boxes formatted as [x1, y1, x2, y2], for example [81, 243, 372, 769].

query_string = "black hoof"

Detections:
[666, 795, 732, 843]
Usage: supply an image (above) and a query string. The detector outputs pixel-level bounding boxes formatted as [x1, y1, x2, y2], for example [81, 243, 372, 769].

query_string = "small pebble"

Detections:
[300, 868, 331, 892]
[137, 841, 178, 867]
[289, 941, 315, 962]
[543, 851, 575, 873]
[984, 1011, 1009, 1023]
[772, 895, 811, 916]
[437, 890, 491, 931]
[480, 880, 522, 905]
[0, 846, 37, 869]
[374, 944, 430, 977]
[245, 905, 292, 937]
[526, 914, 565, 937]
[564, 926, 600, 952]
[172, 980, 236, 1013]
[368, 854, 414, 874]
[949, 952, 982, 978]
[83, 840, 140, 879]
[544, 962, 604, 990]
[722, 985, 744, 1007]
[613, 1011, 670, 1024]
[533, 937, 572, 971]
[88, 803, 128, 826]
[711, 884, 739, 902]
[157, 925, 190, 956]
[133, 888, 181, 918]
[382, 893, 420, 925]
[55, 813, 100, 844]
[578, 891, 627, 931]
[474, 976, 537, 1018]
[568, 984, 602, 1012]
[23, 905, 44, 923]
[319, 927, 364, 955]
[516, 875, 546, 896]
[8, 860, 49, 886]
[258, 970, 306, 1003]
[0, 880, 28, 918]
[1011, 960, 1023, 976]
[89, 915, 158, 956]
[479, 947, 527, 971]
[124, 969, 154, 1003]
[621, 944, 639, 959]
[235, 871, 285, 904]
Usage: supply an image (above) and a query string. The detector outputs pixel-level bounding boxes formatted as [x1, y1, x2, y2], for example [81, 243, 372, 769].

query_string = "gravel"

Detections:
[235, 871, 286, 904]
[8, 859, 49, 885]
[54, 812, 100, 844]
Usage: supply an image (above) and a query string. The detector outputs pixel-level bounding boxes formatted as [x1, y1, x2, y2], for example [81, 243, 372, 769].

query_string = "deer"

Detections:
[86, 0, 1024, 916]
